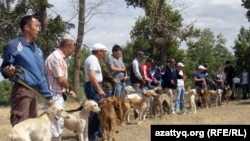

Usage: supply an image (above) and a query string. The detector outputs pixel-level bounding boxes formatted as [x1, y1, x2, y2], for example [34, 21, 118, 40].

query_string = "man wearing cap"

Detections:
[176, 62, 185, 113]
[193, 65, 207, 108]
[84, 43, 107, 141]
[130, 51, 146, 93]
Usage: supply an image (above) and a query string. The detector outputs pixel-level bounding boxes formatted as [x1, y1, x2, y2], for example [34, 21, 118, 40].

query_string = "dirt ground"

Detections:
[1, 99, 250, 141]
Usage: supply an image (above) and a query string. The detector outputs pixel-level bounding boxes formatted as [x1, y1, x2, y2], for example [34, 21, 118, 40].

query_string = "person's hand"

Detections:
[98, 89, 106, 97]
[153, 79, 159, 85]
[47, 99, 55, 106]
[171, 80, 175, 84]
[140, 79, 147, 86]
[69, 91, 77, 99]
[4, 65, 15, 77]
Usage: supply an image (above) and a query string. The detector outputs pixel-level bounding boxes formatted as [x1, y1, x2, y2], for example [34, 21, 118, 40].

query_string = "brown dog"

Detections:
[98, 98, 117, 141]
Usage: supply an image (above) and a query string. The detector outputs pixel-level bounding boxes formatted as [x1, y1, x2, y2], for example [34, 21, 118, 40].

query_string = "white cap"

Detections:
[198, 65, 206, 70]
[177, 62, 185, 67]
[92, 43, 108, 51]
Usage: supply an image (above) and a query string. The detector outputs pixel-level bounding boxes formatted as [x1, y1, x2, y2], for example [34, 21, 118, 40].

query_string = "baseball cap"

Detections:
[136, 51, 147, 57]
[177, 62, 185, 67]
[198, 65, 206, 70]
[92, 43, 108, 51]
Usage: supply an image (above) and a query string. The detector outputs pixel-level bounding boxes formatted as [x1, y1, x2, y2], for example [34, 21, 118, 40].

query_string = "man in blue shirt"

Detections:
[193, 65, 207, 108]
[0, 15, 54, 126]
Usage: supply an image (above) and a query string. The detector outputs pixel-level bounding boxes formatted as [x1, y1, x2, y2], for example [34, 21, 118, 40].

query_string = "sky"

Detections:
[48, 0, 249, 52]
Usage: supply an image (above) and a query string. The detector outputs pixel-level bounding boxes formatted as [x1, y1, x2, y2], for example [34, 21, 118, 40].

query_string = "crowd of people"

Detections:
[1, 15, 249, 141]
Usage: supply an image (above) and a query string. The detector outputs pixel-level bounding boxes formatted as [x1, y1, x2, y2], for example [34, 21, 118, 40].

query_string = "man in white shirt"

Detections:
[84, 43, 107, 141]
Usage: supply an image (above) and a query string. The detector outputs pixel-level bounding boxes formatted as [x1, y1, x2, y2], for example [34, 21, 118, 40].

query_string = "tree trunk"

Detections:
[73, 0, 85, 94]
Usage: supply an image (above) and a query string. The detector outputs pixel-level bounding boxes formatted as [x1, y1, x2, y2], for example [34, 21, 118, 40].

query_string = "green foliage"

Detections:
[0, 80, 12, 105]
[242, 0, 250, 21]
[233, 26, 250, 74]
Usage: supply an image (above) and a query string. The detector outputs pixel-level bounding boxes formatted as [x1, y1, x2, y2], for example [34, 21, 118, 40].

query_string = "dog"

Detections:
[184, 89, 197, 114]
[200, 88, 210, 108]
[129, 89, 158, 125]
[98, 98, 118, 141]
[124, 85, 141, 100]
[222, 85, 233, 105]
[208, 89, 223, 107]
[64, 100, 101, 141]
[7, 103, 69, 141]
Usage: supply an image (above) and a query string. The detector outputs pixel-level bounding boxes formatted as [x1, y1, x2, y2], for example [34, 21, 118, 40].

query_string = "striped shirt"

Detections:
[45, 49, 68, 93]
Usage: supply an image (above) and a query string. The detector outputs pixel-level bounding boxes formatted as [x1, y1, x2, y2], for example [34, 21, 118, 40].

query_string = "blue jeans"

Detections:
[103, 88, 113, 98]
[84, 82, 102, 140]
[113, 81, 126, 98]
[175, 86, 185, 111]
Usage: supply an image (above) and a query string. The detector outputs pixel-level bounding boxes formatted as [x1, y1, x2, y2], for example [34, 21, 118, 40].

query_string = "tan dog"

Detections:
[7, 104, 69, 141]
[130, 89, 158, 125]
[98, 98, 118, 141]
[200, 88, 210, 108]
[208, 89, 223, 107]
[64, 100, 101, 141]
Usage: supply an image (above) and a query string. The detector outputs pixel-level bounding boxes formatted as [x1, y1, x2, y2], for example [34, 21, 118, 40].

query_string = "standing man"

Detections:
[100, 57, 117, 97]
[162, 59, 180, 114]
[213, 65, 225, 90]
[0, 15, 54, 126]
[224, 60, 235, 99]
[84, 43, 107, 141]
[45, 37, 77, 141]
[193, 65, 207, 108]
[130, 51, 146, 93]
[176, 62, 185, 113]
[108, 44, 127, 98]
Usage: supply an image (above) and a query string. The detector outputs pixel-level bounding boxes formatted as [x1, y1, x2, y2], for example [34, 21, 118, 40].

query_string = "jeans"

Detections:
[175, 86, 185, 111]
[84, 82, 102, 140]
[113, 81, 126, 98]
[103, 88, 113, 98]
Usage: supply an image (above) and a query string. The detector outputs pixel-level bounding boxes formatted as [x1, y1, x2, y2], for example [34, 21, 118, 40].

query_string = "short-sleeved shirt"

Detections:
[107, 55, 125, 82]
[45, 48, 67, 93]
[193, 71, 205, 87]
[84, 54, 103, 82]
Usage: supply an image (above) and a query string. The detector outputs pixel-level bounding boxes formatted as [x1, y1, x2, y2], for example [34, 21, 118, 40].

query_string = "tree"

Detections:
[242, 0, 250, 21]
[233, 26, 250, 73]
[125, 0, 199, 64]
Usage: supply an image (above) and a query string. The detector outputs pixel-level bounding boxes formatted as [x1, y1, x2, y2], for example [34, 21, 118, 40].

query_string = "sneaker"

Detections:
[172, 111, 177, 115]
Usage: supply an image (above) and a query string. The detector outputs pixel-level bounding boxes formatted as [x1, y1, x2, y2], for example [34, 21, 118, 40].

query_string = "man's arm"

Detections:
[89, 70, 105, 96]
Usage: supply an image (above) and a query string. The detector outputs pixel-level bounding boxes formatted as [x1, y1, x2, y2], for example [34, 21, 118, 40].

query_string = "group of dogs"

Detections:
[7, 85, 236, 141]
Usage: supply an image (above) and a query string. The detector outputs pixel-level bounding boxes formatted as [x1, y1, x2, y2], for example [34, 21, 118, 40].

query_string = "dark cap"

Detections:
[146, 57, 154, 63]
[137, 51, 144, 55]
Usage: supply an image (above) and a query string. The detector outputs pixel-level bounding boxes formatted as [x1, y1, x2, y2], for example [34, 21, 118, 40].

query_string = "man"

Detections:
[162, 59, 180, 114]
[213, 65, 225, 90]
[176, 62, 185, 113]
[84, 43, 107, 141]
[130, 51, 146, 93]
[45, 37, 77, 141]
[108, 44, 127, 98]
[100, 57, 117, 97]
[193, 65, 207, 107]
[0, 15, 54, 126]
[224, 60, 235, 99]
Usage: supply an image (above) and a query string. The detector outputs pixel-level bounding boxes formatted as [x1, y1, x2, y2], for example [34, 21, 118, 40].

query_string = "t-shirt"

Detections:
[84, 55, 102, 82]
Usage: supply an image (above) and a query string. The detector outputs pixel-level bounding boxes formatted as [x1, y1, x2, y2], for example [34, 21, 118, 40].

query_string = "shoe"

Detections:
[172, 111, 177, 115]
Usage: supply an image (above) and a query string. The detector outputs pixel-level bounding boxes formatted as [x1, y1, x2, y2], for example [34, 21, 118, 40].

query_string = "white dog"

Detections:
[64, 100, 101, 141]
[184, 89, 197, 114]
[7, 104, 69, 141]
[124, 85, 141, 99]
